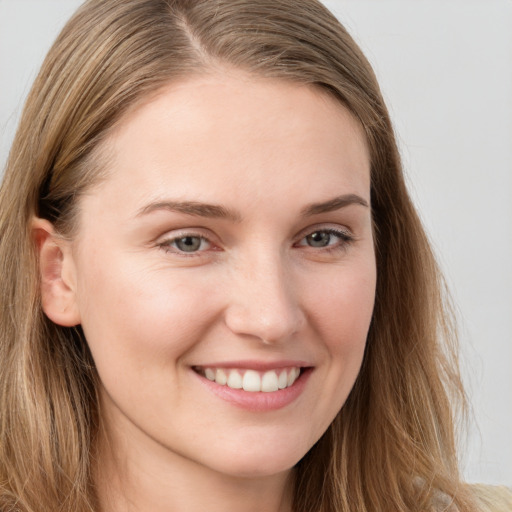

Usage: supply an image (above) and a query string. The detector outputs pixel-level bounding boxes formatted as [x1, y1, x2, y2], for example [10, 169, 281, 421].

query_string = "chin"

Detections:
[206, 440, 308, 479]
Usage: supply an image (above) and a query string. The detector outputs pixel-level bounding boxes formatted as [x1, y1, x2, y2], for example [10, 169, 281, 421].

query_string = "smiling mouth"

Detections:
[193, 366, 303, 392]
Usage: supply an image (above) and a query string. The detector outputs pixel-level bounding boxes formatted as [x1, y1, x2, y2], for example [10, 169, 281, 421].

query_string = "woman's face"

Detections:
[60, 74, 376, 478]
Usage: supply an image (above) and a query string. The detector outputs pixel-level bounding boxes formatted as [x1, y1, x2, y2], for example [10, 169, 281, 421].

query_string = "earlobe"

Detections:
[32, 217, 81, 327]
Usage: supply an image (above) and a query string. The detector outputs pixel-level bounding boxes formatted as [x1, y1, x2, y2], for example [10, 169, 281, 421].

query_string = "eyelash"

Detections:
[157, 232, 213, 256]
[157, 227, 354, 256]
[294, 228, 354, 252]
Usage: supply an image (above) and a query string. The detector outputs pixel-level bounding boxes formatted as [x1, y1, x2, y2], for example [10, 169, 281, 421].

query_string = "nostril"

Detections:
[223, 263, 306, 343]
[224, 300, 305, 344]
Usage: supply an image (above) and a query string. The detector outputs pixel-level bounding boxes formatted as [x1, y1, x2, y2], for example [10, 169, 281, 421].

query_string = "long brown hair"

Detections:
[0, 1, 480, 510]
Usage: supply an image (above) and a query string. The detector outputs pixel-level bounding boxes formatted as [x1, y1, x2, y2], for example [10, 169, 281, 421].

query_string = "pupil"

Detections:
[308, 231, 330, 247]
[176, 236, 201, 252]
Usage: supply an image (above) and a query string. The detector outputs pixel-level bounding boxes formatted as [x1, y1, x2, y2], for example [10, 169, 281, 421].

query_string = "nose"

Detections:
[224, 253, 306, 344]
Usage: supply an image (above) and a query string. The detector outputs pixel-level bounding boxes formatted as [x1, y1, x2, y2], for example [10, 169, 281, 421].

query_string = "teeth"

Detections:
[261, 371, 279, 392]
[242, 370, 261, 392]
[287, 367, 299, 387]
[278, 370, 288, 389]
[227, 370, 243, 389]
[215, 368, 227, 385]
[199, 367, 302, 392]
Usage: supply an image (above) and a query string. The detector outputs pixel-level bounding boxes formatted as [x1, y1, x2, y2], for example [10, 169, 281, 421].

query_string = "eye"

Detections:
[159, 234, 212, 254]
[305, 231, 334, 248]
[296, 228, 353, 250]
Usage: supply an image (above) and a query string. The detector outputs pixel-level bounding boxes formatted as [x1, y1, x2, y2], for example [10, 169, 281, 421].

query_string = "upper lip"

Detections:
[192, 360, 313, 371]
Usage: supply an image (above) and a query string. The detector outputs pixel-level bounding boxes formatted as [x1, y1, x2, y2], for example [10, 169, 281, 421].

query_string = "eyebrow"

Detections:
[137, 200, 242, 222]
[137, 193, 368, 221]
[300, 194, 369, 216]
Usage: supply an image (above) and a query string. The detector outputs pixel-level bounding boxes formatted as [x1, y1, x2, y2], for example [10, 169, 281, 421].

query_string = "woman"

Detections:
[0, 1, 510, 511]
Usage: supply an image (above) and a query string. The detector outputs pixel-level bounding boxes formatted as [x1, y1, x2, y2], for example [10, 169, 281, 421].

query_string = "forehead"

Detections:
[83, 73, 371, 217]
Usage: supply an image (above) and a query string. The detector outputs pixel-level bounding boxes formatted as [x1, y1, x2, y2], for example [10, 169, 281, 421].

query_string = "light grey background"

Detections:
[1, 0, 511, 485]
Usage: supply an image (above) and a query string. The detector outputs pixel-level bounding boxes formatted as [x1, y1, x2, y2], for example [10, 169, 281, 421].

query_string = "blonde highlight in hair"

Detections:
[0, 0, 492, 510]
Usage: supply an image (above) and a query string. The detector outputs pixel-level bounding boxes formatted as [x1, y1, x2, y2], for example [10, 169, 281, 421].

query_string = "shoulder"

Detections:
[429, 483, 512, 512]
[469, 484, 512, 512]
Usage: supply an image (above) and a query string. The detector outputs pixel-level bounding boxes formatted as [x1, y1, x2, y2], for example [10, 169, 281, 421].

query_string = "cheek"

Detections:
[74, 255, 220, 378]
[305, 261, 376, 353]
[296, 259, 376, 436]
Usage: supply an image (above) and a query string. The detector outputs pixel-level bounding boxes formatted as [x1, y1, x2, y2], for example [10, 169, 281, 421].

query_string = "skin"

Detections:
[35, 72, 376, 512]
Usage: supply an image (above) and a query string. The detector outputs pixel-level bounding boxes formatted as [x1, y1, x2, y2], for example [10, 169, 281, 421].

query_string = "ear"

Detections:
[32, 217, 81, 327]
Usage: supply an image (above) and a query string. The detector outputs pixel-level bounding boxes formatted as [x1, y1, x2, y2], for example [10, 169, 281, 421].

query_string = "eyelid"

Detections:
[156, 228, 221, 256]
[154, 224, 355, 257]
[295, 223, 354, 241]
[293, 224, 355, 250]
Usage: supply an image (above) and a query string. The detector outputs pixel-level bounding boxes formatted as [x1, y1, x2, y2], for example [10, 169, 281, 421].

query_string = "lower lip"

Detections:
[194, 368, 312, 412]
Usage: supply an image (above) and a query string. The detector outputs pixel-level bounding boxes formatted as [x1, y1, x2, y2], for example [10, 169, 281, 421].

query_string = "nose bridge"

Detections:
[224, 247, 304, 343]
